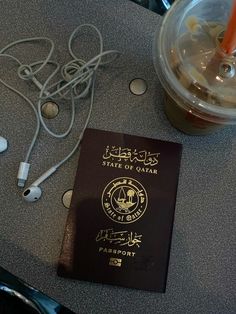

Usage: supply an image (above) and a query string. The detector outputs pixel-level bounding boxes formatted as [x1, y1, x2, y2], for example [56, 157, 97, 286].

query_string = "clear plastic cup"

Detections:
[153, 0, 236, 135]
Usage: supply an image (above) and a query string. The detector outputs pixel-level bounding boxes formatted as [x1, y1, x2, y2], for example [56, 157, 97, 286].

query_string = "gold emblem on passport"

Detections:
[109, 257, 122, 267]
[102, 177, 148, 224]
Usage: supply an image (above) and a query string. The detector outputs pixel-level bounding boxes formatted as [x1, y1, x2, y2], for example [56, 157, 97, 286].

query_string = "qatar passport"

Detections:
[57, 128, 182, 292]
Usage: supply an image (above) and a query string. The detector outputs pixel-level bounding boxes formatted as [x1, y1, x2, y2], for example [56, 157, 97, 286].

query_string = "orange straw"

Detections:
[221, 0, 236, 54]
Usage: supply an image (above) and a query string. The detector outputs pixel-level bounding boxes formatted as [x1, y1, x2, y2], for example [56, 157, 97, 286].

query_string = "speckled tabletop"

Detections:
[0, 1, 235, 313]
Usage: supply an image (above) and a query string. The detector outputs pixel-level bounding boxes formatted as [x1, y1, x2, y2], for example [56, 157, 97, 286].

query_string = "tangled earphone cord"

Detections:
[0, 24, 120, 187]
[0, 53, 41, 163]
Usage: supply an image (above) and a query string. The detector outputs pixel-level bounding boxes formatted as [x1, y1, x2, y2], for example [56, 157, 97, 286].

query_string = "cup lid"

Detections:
[155, 0, 236, 122]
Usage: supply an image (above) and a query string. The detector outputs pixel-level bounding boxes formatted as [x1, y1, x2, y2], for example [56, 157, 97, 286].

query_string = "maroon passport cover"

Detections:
[57, 128, 182, 292]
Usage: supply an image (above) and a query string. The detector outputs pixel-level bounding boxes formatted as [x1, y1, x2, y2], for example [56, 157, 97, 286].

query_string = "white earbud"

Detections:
[23, 185, 42, 202]
[22, 166, 57, 202]
[0, 136, 8, 153]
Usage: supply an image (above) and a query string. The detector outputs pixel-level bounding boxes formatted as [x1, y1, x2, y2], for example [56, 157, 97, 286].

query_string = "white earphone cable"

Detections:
[0, 24, 120, 189]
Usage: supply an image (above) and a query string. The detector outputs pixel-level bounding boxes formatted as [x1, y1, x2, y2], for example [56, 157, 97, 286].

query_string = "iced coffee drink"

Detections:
[153, 0, 236, 135]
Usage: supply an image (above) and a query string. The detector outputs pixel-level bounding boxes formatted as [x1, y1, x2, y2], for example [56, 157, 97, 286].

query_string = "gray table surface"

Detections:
[0, 1, 235, 313]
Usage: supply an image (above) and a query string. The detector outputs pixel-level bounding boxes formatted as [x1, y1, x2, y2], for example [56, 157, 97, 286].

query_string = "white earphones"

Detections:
[0, 136, 8, 153]
[0, 24, 120, 202]
[22, 167, 57, 202]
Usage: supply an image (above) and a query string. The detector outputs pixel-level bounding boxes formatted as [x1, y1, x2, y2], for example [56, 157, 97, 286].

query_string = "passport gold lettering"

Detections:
[103, 146, 160, 167]
[99, 247, 136, 257]
[102, 160, 122, 168]
[102, 160, 158, 175]
[106, 207, 116, 219]
[125, 164, 134, 170]
[96, 228, 142, 247]
[136, 166, 158, 174]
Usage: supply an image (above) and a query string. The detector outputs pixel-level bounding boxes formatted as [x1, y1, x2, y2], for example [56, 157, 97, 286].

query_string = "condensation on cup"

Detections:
[153, 0, 236, 135]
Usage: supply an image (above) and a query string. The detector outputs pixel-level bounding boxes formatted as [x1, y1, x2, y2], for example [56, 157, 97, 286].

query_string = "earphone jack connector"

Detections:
[17, 162, 30, 187]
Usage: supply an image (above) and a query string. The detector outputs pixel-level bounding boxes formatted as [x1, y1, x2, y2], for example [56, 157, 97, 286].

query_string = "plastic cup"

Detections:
[153, 0, 236, 135]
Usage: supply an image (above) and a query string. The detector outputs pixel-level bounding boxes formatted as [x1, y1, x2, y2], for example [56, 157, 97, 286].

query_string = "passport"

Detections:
[57, 128, 182, 292]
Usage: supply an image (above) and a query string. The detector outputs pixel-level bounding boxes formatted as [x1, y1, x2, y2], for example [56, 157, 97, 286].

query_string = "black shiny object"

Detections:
[0, 290, 40, 314]
[131, 0, 174, 15]
[0, 267, 75, 314]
